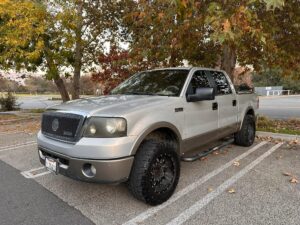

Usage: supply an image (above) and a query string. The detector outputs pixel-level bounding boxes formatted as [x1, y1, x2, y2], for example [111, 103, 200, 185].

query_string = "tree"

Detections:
[122, 0, 298, 83]
[0, 0, 123, 101]
[45, 0, 126, 99]
[0, 0, 71, 101]
[252, 68, 300, 93]
[92, 45, 132, 94]
[122, 0, 220, 69]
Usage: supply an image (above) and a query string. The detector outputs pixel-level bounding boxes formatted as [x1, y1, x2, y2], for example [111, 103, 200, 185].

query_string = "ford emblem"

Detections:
[52, 118, 59, 132]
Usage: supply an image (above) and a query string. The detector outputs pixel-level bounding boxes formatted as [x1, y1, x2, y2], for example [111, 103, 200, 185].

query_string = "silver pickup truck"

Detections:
[37, 67, 258, 205]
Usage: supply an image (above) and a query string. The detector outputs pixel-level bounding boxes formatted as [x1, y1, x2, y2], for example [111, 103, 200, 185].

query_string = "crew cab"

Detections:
[37, 67, 258, 205]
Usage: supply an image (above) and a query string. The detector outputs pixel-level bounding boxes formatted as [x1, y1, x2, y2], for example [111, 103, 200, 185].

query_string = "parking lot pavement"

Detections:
[0, 132, 299, 225]
[0, 160, 94, 225]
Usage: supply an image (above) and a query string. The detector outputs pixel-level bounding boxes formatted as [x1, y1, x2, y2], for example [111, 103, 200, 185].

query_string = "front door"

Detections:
[183, 70, 218, 151]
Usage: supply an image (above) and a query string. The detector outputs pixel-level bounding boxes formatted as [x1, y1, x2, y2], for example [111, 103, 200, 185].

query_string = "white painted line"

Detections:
[0, 141, 37, 152]
[0, 141, 36, 150]
[0, 131, 24, 136]
[166, 142, 284, 225]
[21, 166, 51, 179]
[123, 141, 267, 225]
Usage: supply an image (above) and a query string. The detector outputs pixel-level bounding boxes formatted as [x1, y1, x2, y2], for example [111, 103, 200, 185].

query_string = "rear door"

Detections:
[183, 70, 218, 150]
[209, 71, 238, 134]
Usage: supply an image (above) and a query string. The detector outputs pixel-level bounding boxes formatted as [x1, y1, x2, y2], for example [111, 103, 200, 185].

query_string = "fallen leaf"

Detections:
[228, 188, 236, 194]
[200, 157, 208, 161]
[222, 150, 229, 154]
[283, 172, 292, 177]
[208, 187, 213, 192]
[213, 151, 220, 155]
[233, 161, 240, 167]
[290, 177, 299, 184]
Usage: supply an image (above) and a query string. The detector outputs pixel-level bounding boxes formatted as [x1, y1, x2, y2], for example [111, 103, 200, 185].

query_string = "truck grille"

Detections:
[41, 112, 85, 142]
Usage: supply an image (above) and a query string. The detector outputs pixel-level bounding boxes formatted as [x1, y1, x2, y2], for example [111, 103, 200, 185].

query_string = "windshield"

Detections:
[110, 69, 190, 96]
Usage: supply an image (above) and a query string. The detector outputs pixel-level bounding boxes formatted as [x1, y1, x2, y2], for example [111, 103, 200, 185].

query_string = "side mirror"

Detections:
[187, 87, 215, 102]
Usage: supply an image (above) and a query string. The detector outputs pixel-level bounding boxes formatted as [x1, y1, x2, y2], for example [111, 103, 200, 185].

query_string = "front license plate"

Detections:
[45, 157, 58, 173]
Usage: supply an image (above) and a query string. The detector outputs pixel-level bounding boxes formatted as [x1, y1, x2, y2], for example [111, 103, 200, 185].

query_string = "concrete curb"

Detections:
[257, 131, 299, 141]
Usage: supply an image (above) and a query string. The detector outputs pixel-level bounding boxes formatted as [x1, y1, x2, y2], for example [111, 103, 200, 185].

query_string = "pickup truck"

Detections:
[37, 67, 258, 205]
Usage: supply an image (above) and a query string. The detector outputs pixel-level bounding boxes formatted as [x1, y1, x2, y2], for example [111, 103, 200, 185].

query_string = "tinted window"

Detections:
[111, 70, 189, 96]
[211, 71, 232, 95]
[186, 70, 210, 95]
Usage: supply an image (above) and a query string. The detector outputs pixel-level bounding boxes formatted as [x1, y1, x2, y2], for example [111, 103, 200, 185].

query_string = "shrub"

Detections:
[0, 91, 19, 111]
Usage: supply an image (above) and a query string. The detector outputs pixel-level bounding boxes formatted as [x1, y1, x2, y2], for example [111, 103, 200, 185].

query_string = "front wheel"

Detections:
[234, 114, 256, 147]
[128, 140, 180, 205]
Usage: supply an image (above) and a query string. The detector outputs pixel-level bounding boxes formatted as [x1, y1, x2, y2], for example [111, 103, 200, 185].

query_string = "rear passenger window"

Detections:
[210, 71, 232, 95]
[187, 70, 210, 95]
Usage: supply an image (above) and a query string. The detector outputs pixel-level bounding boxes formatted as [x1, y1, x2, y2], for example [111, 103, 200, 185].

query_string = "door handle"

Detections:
[212, 102, 218, 110]
[232, 100, 237, 107]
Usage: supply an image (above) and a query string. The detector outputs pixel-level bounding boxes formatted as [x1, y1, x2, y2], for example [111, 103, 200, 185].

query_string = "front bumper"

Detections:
[38, 146, 134, 184]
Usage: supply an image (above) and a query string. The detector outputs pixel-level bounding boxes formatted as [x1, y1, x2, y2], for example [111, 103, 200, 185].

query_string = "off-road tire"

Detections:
[128, 139, 180, 205]
[234, 114, 256, 147]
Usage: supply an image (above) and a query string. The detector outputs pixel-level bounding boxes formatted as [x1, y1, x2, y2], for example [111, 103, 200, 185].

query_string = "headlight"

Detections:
[83, 117, 127, 138]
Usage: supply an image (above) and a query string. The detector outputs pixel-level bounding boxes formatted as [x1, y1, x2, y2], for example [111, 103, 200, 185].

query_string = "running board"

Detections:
[181, 138, 234, 162]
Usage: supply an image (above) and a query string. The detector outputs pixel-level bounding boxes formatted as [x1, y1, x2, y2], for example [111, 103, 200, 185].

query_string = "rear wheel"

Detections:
[128, 139, 180, 205]
[234, 114, 256, 147]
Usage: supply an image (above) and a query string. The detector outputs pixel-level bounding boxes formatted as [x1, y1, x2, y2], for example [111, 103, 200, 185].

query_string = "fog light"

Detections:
[82, 163, 96, 178]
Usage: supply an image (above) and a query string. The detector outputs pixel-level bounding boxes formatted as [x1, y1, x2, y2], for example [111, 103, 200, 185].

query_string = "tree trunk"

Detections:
[72, 2, 83, 100]
[221, 44, 237, 83]
[44, 46, 70, 102]
[54, 77, 70, 102]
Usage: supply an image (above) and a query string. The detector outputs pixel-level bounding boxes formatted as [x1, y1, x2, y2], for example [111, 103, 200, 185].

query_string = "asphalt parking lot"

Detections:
[0, 130, 299, 225]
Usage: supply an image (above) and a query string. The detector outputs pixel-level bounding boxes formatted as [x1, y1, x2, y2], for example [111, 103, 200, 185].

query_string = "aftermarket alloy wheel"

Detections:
[234, 114, 256, 147]
[128, 139, 180, 205]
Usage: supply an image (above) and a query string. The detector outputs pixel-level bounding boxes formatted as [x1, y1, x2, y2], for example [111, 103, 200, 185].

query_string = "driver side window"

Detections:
[186, 70, 210, 95]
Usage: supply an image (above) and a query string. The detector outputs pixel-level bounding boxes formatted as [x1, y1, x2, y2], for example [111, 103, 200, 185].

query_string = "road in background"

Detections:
[15, 95, 300, 119]
[258, 95, 300, 119]
[17, 96, 61, 109]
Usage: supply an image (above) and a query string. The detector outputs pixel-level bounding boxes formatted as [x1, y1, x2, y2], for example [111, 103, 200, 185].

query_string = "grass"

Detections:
[257, 116, 300, 135]
[27, 108, 46, 113]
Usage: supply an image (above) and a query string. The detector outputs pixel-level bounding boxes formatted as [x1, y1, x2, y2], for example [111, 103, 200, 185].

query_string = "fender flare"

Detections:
[130, 122, 182, 155]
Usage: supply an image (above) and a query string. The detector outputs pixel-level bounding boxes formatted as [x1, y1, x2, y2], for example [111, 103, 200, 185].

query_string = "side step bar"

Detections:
[181, 138, 234, 162]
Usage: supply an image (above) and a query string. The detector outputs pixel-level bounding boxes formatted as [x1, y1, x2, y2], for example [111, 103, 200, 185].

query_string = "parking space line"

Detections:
[166, 142, 284, 225]
[0, 131, 24, 136]
[21, 166, 51, 179]
[123, 141, 267, 225]
[0, 141, 37, 152]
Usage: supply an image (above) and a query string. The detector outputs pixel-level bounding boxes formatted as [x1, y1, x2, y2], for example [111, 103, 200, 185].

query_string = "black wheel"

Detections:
[128, 139, 180, 205]
[234, 114, 256, 147]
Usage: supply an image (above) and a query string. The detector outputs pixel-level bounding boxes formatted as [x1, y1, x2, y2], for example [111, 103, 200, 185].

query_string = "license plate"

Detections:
[45, 157, 58, 173]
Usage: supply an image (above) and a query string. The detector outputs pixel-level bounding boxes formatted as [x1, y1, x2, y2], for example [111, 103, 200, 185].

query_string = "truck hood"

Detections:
[49, 95, 173, 116]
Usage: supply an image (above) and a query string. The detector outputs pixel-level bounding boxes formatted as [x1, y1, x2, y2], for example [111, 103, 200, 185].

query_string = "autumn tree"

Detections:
[0, 0, 123, 101]
[92, 45, 132, 94]
[122, 0, 298, 82]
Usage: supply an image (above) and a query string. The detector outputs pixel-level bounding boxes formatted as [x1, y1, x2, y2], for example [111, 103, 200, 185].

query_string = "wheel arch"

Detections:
[130, 122, 182, 156]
